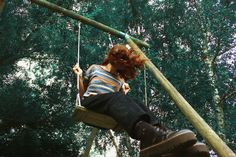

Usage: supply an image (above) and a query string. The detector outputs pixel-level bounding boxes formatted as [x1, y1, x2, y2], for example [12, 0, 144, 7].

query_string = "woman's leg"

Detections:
[82, 92, 151, 138]
[82, 92, 197, 156]
[132, 98, 160, 125]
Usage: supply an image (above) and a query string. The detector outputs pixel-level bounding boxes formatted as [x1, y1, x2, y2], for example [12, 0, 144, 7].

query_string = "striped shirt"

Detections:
[83, 64, 123, 97]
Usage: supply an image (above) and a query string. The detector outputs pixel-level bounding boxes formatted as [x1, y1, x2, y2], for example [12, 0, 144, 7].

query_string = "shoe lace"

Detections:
[153, 124, 174, 141]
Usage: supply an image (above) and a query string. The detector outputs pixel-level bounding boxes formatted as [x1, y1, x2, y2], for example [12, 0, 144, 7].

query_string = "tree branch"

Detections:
[0, 18, 55, 67]
[0, 118, 50, 131]
[218, 44, 236, 56]
[211, 38, 221, 65]
[219, 90, 236, 105]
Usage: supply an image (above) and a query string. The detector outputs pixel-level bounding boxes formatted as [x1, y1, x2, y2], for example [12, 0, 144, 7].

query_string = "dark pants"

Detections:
[81, 92, 159, 139]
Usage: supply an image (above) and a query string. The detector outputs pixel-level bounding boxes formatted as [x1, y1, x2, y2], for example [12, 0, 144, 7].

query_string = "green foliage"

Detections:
[0, 0, 235, 156]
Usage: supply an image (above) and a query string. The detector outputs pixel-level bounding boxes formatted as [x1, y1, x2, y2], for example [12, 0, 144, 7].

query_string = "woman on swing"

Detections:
[73, 44, 209, 157]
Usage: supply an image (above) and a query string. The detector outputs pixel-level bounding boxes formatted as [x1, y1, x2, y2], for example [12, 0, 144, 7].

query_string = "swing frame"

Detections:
[29, 1, 236, 156]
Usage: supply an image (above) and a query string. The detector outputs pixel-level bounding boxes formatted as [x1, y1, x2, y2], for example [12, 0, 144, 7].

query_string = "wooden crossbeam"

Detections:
[30, 0, 149, 48]
[72, 106, 122, 131]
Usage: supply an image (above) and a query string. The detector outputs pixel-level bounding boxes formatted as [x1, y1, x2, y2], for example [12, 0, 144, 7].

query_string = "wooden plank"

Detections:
[72, 106, 121, 131]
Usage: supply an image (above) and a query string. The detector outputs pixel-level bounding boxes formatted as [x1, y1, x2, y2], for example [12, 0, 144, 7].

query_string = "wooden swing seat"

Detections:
[72, 106, 122, 131]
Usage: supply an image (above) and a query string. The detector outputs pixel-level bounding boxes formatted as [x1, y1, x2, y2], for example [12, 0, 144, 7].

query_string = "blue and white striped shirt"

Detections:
[83, 64, 123, 97]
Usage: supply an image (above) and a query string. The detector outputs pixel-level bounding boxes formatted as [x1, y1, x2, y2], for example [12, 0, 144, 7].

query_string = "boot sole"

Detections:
[140, 130, 197, 157]
[159, 143, 210, 157]
[183, 142, 210, 157]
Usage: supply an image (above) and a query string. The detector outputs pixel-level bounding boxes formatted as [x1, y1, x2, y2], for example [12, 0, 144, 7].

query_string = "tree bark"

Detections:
[0, 0, 5, 14]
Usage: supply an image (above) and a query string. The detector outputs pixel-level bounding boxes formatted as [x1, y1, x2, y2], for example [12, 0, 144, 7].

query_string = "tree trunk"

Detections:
[203, 55, 225, 139]
[194, 0, 226, 139]
[0, 0, 5, 14]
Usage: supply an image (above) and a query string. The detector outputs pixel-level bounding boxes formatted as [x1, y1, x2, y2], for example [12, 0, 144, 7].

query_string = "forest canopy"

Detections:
[0, 0, 235, 157]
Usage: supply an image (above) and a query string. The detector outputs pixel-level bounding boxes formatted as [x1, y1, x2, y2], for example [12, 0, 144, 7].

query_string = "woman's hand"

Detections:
[73, 65, 86, 96]
[73, 65, 83, 76]
[122, 83, 130, 94]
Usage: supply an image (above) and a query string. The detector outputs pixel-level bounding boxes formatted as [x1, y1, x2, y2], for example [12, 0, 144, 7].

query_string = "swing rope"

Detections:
[108, 33, 114, 48]
[144, 65, 148, 107]
[76, 21, 82, 107]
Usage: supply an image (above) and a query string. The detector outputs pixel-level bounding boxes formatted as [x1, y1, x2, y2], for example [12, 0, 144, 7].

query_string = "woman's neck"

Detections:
[102, 63, 124, 81]
[103, 63, 118, 75]
[104, 63, 117, 73]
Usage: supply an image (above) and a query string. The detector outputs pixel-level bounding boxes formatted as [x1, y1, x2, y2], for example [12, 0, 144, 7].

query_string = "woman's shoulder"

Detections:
[89, 64, 101, 68]
[88, 64, 100, 70]
[86, 64, 104, 73]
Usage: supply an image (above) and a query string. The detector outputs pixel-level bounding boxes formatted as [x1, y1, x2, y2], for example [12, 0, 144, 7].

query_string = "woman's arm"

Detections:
[73, 65, 87, 97]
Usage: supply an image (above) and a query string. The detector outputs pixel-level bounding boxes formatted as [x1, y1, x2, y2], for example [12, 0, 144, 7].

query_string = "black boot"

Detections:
[134, 121, 197, 156]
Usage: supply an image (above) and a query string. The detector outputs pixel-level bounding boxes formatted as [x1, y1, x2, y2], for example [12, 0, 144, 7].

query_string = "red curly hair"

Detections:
[102, 44, 146, 81]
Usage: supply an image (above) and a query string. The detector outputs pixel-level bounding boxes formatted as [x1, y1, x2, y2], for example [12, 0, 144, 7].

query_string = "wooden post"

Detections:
[30, 0, 149, 48]
[108, 130, 120, 157]
[83, 128, 98, 157]
[126, 35, 236, 157]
